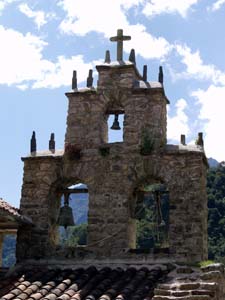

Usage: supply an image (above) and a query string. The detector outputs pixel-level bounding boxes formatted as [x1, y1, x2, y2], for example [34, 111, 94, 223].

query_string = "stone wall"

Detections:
[153, 263, 225, 300]
[65, 64, 167, 150]
[16, 61, 208, 263]
[17, 143, 208, 262]
[16, 156, 62, 261]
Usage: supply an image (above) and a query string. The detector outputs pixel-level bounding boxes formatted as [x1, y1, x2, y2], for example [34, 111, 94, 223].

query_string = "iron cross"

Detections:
[110, 29, 131, 61]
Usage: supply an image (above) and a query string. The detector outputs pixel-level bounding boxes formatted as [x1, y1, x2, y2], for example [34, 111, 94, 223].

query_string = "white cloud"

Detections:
[0, 25, 94, 89]
[33, 55, 93, 89]
[58, 0, 172, 60]
[174, 44, 225, 84]
[167, 98, 190, 141]
[16, 84, 29, 90]
[142, 0, 199, 18]
[19, 3, 55, 29]
[0, 0, 18, 14]
[208, 0, 225, 11]
[192, 85, 225, 161]
[0, 25, 50, 85]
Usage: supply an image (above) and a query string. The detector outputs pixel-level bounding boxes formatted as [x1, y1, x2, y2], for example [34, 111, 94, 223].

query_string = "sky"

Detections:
[0, 0, 225, 207]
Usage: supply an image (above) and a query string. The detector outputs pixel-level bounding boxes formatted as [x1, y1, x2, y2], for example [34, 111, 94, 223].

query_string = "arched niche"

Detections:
[129, 179, 170, 252]
[48, 180, 89, 250]
[103, 95, 125, 144]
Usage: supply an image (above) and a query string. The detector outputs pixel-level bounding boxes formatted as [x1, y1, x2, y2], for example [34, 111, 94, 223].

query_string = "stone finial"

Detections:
[104, 50, 111, 63]
[129, 49, 136, 65]
[49, 133, 55, 152]
[196, 132, 204, 147]
[72, 70, 77, 90]
[110, 29, 131, 61]
[158, 66, 163, 84]
[143, 65, 147, 82]
[180, 134, 186, 145]
[87, 69, 93, 88]
[30, 131, 36, 153]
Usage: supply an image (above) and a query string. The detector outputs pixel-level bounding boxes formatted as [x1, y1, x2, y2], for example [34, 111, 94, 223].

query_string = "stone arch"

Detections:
[47, 175, 91, 249]
[102, 90, 128, 143]
[128, 175, 170, 251]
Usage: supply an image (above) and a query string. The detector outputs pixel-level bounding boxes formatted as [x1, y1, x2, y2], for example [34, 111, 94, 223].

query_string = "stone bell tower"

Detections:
[16, 29, 208, 264]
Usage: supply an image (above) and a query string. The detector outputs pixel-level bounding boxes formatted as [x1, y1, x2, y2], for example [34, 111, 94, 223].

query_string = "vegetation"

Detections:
[136, 191, 169, 249]
[198, 260, 215, 268]
[207, 162, 225, 262]
[60, 223, 87, 247]
[140, 129, 155, 155]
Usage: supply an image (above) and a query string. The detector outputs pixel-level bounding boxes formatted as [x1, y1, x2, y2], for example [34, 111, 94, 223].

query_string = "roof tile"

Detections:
[0, 266, 167, 300]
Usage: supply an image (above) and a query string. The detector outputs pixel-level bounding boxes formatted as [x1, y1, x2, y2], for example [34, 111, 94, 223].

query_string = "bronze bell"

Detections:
[111, 114, 121, 130]
[57, 194, 75, 229]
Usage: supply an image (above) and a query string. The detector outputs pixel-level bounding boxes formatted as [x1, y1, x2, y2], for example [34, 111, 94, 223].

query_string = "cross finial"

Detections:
[110, 29, 131, 61]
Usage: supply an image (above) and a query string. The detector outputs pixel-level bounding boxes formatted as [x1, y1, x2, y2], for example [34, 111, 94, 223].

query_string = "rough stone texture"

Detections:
[153, 263, 225, 300]
[16, 60, 208, 263]
[0, 233, 3, 266]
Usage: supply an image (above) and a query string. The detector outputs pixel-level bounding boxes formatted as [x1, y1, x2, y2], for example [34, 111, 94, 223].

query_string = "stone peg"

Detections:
[87, 69, 93, 88]
[158, 66, 163, 84]
[180, 134, 186, 145]
[143, 65, 147, 82]
[196, 132, 204, 147]
[49, 133, 55, 152]
[129, 49, 136, 65]
[104, 50, 111, 63]
[72, 70, 77, 90]
[30, 131, 36, 153]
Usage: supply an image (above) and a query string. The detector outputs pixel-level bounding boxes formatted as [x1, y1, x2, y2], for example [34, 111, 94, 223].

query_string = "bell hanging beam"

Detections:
[110, 114, 121, 130]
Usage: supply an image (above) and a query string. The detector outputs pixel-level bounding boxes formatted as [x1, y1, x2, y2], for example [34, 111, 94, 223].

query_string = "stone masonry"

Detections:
[16, 29, 208, 264]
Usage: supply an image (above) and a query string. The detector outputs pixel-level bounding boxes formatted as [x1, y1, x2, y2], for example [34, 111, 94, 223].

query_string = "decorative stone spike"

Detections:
[30, 131, 36, 153]
[87, 69, 93, 88]
[180, 134, 186, 145]
[49, 133, 55, 152]
[104, 50, 111, 63]
[72, 70, 77, 90]
[158, 66, 164, 84]
[143, 65, 147, 81]
[129, 49, 136, 65]
[196, 132, 204, 147]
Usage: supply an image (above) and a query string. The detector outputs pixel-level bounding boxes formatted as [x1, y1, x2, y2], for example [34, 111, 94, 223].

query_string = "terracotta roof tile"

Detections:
[0, 199, 33, 225]
[0, 199, 20, 217]
[0, 266, 167, 300]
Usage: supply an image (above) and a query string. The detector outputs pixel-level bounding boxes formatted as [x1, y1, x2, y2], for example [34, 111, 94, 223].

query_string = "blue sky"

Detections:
[1, 0, 225, 207]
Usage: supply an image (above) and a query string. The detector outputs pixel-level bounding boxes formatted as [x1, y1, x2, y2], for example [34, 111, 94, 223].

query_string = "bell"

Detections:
[110, 114, 121, 130]
[57, 194, 75, 229]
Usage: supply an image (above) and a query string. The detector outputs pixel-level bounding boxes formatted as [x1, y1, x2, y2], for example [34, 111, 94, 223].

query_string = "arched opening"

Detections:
[104, 97, 125, 143]
[131, 182, 169, 252]
[107, 113, 124, 143]
[57, 183, 89, 247]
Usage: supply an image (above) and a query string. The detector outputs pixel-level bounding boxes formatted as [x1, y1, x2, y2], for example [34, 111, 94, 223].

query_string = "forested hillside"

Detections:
[3, 163, 225, 266]
[207, 162, 225, 262]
